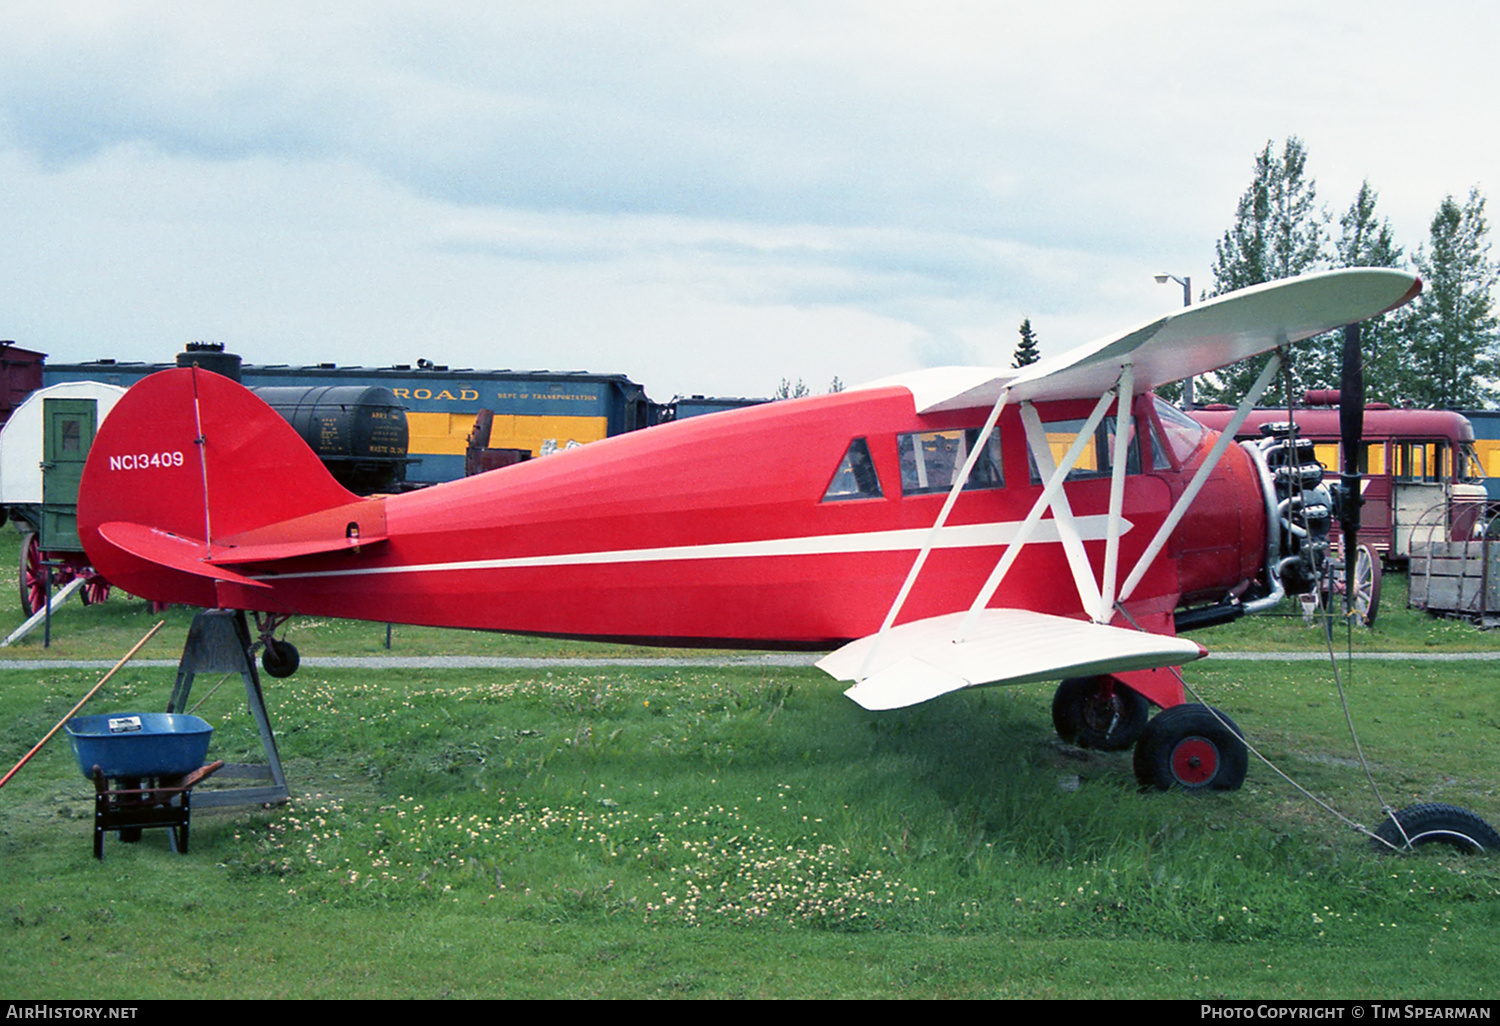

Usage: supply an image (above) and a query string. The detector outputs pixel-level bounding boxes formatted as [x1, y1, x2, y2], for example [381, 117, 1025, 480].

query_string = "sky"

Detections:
[1, 1, 1496, 402]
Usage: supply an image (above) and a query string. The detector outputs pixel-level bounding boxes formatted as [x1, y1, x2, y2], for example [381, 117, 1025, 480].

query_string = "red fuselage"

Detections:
[81, 375, 1267, 649]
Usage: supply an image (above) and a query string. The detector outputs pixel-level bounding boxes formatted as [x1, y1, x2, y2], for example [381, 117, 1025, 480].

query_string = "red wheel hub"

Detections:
[1170, 736, 1220, 786]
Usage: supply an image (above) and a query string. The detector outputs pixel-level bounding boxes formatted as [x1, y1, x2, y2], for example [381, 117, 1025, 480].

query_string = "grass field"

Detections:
[1, 526, 1498, 999]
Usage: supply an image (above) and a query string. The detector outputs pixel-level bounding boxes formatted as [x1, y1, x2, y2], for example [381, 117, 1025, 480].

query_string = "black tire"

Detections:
[261, 639, 300, 679]
[1372, 803, 1500, 854]
[1133, 703, 1248, 792]
[1052, 676, 1150, 751]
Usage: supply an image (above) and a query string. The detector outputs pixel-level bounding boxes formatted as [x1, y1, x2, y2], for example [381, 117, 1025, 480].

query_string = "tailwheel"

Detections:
[254, 612, 300, 679]
[1372, 803, 1500, 854]
[1052, 676, 1150, 751]
[261, 637, 300, 679]
[1133, 703, 1248, 792]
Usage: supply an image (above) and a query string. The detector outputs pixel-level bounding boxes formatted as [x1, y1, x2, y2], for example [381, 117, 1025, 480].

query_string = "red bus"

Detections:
[1191, 394, 1486, 562]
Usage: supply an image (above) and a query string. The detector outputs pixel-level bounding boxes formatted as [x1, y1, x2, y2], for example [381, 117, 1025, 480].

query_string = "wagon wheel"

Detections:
[18, 531, 49, 617]
[80, 573, 111, 606]
[1347, 543, 1382, 627]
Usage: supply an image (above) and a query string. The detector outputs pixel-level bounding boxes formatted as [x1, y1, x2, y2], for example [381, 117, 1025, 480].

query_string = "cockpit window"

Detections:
[1153, 397, 1207, 466]
[898, 428, 1003, 495]
[1027, 417, 1144, 483]
[823, 438, 883, 501]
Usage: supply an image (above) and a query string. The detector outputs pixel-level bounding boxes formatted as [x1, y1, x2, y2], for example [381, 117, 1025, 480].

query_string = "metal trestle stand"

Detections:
[165, 609, 290, 809]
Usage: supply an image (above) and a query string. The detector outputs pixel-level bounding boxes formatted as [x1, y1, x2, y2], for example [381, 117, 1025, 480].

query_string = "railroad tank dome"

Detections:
[176, 342, 242, 382]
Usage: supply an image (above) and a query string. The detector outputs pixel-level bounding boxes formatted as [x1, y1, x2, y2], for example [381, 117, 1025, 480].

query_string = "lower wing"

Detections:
[818, 609, 1205, 711]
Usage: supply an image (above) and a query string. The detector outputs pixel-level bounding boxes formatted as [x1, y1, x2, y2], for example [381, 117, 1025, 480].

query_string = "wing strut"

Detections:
[1099, 361, 1135, 622]
[857, 386, 1011, 678]
[854, 348, 1281, 685]
[954, 385, 1120, 642]
[1016, 400, 1104, 619]
[1117, 349, 1284, 606]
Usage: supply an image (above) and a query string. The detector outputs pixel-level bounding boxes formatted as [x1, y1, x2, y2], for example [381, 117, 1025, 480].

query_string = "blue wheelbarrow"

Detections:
[64, 713, 222, 858]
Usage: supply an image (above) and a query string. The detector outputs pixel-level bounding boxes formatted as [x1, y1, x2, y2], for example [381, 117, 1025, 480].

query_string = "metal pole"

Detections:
[1156, 273, 1194, 408]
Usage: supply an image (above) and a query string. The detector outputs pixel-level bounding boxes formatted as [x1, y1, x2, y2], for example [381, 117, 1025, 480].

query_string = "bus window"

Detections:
[1459, 443, 1486, 483]
[1394, 441, 1444, 482]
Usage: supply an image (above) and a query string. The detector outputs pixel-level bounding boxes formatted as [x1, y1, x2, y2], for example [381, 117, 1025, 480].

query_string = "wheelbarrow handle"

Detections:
[0, 620, 166, 789]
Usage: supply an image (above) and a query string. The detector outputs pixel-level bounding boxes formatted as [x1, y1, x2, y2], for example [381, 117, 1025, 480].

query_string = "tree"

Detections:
[1405, 189, 1499, 409]
[827, 376, 845, 393]
[1201, 137, 1328, 403]
[774, 377, 810, 400]
[1013, 318, 1041, 368]
[1308, 180, 1408, 401]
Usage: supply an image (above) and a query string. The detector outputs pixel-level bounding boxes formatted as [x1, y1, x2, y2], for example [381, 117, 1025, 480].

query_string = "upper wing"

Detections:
[861, 268, 1421, 413]
[817, 609, 1205, 711]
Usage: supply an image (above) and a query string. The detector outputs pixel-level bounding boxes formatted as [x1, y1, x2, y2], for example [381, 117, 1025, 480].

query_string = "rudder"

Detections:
[79, 367, 360, 606]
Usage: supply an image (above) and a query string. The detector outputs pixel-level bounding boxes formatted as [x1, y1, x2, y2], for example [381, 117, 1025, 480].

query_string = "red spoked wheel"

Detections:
[18, 531, 49, 617]
[80, 573, 111, 606]
[1133, 703, 1248, 792]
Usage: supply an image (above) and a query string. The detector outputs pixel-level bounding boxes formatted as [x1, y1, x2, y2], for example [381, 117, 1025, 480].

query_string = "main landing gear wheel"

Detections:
[1372, 803, 1500, 854]
[1133, 703, 1248, 792]
[1052, 676, 1150, 751]
[261, 638, 300, 679]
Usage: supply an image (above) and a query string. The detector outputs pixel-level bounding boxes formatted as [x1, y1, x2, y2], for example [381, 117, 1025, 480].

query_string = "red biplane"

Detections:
[76, 268, 1422, 793]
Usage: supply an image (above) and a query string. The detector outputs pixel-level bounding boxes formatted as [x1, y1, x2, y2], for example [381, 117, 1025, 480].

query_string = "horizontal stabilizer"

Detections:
[205, 498, 388, 565]
[98, 522, 272, 589]
[202, 534, 387, 565]
[818, 609, 1205, 711]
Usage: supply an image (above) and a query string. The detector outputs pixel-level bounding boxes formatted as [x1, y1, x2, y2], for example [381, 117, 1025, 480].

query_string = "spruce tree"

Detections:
[1406, 189, 1499, 409]
[1318, 180, 1407, 403]
[1013, 318, 1041, 369]
[1201, 137, 1327, 403]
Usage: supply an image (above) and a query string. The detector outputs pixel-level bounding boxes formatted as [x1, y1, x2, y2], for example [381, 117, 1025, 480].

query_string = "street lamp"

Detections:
[1155, 273, 1193, 409]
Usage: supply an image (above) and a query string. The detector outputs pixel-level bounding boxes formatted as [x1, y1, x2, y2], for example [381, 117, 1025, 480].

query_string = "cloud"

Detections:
[0, 2, 1198, 240]
[2, 1, 1498, 401]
